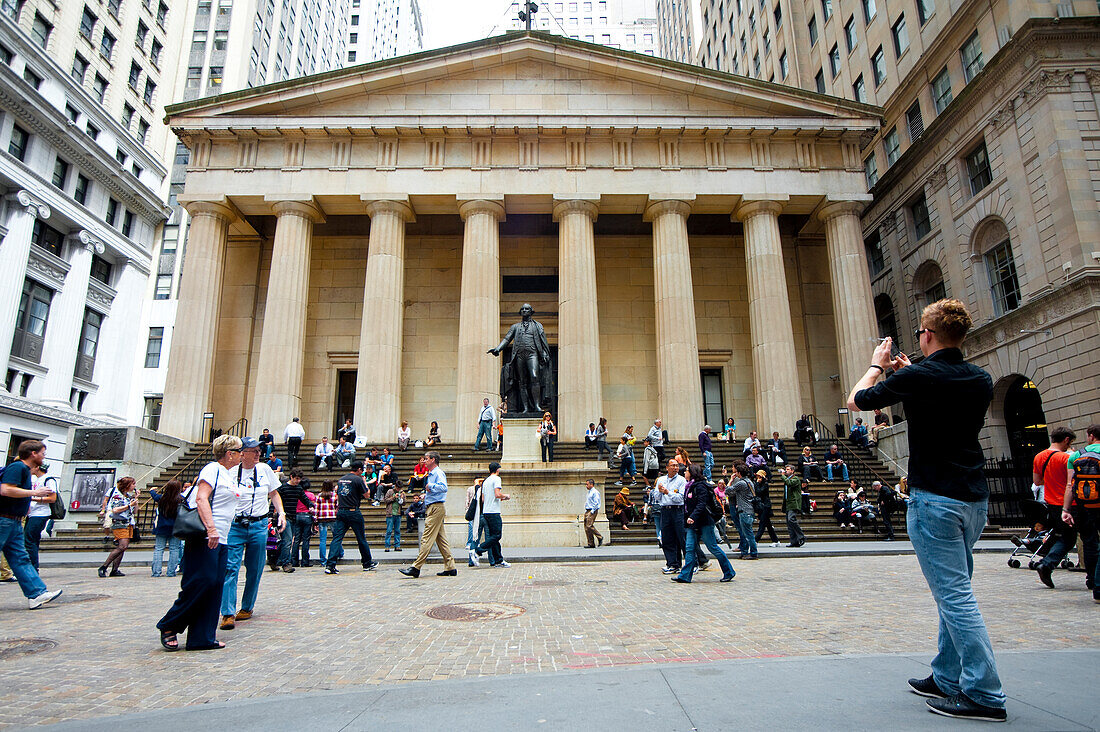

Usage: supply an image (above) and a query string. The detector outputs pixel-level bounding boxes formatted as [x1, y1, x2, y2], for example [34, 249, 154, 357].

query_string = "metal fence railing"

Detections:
[985, 456, 1032, 527]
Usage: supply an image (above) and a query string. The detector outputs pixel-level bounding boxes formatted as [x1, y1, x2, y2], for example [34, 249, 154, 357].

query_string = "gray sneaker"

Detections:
[29, 589, 62, 609]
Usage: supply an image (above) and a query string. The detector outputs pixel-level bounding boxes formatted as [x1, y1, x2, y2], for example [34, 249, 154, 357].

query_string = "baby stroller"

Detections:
[266, 520, 281, 570]
[1006, 499, 1075, 570]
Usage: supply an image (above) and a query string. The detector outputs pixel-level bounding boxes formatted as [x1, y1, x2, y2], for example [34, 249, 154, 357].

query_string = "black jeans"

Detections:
[476, 513, 504, 565]
[880, 507, 896, 539]
[326, 510, 373, 568]
[541, 439, 554, 462]
[1038, 503, 1077, 570]
[660, 507, 686, 569]
[158, 540, 228, 650]
[292, 513, 313, 565]
[755, 504, 780, 543]
[286, 437, 302, 467]
[786, 510, 805, 545]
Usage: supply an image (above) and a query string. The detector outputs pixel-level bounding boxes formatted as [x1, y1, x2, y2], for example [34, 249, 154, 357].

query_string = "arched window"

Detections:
[973, 218, 1020, 316]
[912, 260, 946, 307]
[875, 294, 898, 343]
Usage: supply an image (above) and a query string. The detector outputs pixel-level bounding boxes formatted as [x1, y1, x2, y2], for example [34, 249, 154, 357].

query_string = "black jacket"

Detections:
[277, 482, 314, 513]
[683, 479, 716, 526]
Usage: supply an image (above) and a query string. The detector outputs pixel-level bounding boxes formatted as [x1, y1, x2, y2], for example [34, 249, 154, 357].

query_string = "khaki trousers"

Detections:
[414, 502, 455, 570]
[584, 510, 603, 546]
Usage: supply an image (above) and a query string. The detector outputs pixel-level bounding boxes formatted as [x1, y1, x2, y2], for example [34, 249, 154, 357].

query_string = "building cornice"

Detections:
[0, 393, 111, 428]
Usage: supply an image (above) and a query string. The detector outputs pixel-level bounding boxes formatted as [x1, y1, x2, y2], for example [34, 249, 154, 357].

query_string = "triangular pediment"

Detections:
[166, 31, 880, 131]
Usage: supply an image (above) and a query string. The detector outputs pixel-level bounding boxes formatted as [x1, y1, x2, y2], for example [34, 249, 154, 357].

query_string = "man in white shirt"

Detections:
[472, 462, 511, 567]
[332, 437, 356, 468]
[656, 460, 688, 574]
[583, 478, 603, 548]
[313, 437, 335, 471]
[647, 419, 666, 464]
[743, 431, 761, 458]
[24, 463, 57, 570]
[283, 417, 306, 467]
[474, 398, 497, 452]
[220, 437, 286, 630]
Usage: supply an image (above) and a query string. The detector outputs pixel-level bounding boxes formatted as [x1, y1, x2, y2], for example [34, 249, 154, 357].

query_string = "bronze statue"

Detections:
[488, 304, 553, 415]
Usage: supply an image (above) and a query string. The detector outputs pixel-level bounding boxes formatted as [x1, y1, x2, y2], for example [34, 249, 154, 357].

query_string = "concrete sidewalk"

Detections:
[37, 538, 1018, 568]
[40, 649, 1099, 731]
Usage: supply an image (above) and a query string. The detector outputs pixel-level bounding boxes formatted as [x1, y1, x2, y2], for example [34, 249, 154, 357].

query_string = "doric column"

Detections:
[454, 198, 504, 443]
[0, 191, 50, 365]
[819, 199, 878, 397]
[159, 199, 236, 441]
[251, 199, 325, 434]
[734, 197, 802, 436]
[39, 231, 102, 408]
[554, 197, 603, 442]
[90, 258, 148, 421]
[354, 198, 414, 443]
[644, 198, 703, 439]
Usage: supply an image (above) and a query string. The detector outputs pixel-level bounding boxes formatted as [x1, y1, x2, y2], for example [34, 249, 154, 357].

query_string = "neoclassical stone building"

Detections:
[159, 31, 882, 445]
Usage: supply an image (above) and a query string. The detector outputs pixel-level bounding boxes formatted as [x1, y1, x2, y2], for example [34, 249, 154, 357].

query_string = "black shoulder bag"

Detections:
[173, 471, 217, 541]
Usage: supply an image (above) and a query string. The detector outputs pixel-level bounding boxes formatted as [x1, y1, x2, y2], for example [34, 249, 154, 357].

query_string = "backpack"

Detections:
[1071, 451, 1100, 509]
[46, 477, 66, 520]
[705, 483, 725, 522]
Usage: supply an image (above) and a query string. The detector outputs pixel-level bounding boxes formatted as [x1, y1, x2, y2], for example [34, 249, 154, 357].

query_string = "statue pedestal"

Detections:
[502, 417, 542, 464]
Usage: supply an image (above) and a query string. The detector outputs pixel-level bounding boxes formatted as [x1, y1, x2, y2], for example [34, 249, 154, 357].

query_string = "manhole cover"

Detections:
[53, 593, 110, 604]
[525, 580, 571, 587]
[0, 638, 58, 660]
[426, 602, 526, 621]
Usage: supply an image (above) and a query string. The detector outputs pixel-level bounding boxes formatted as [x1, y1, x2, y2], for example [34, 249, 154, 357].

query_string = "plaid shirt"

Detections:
[313, 493, 338, 521]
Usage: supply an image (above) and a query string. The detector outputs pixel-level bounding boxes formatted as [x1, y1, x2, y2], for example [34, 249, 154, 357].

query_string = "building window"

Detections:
[13, 280, 52, 363]
[186, 67, 202, 89]
[51, 157, 69, 188]
[875, 294, 898, 342]
[213, 30, 228, 50]
[144, 327, 163, 368]
[144, 396, 163, 430]
[779, 51, 788, 79]
[71, 53, 89, 83]
[156, 1, 168, 25]
[753, 53, 760, 77]
[143, 79, 156, 106]
[80, 6, 97, 39]
[106, 0, 121, 19]
[349, 32, 357, 43]
[76, 309, 102, 379]
[906, 100, 923, 142]
[821, 0, 832, 21]
[92, 74, 108, 102]
[350, 13, 358, 24]
[960, 31, 984, 82]
[910, 193, 931, 239]
[174, 142, 190, 166]
[808, 15, 818, 45]
[90, 255, 112, 285]
[965, 141, 992, 195]
[815, 68, 825, 93]
[85, 121, 100, 139]
[871, 46, 886, 86]
[844, 16, 857, 52]
[150, 39, 162, 66]
[137, 119, 150, 143]
[853, 74, 866, 103]
[829, 43, 840, 77]
[985, 239, 1020, 315]
[8, 124, 29, 161]
[191, 30, 207, 52]
[74, 174, 91, 205]
[161, 224, 178, 253]
[916, 0, 934, 25]
[208, 66, 223, 89]
[865, 232, 885, 277]
[136, 20, 149, 48]
[30, 12, 51, 48]
[100, 30, 116, 61]
[763, 28, 770, 55]
[347, 50, 356, 62]
[931, 67, 952, 113]
[31, 219, 64, 256]
[106, 198, 120, 226]
[1, 0, 24, 21]
[65, 104, 79, 123]
[128, 62, 141, 89]
[864, 152, 878, 187]
[122, 210, 135, 237]
[862, 0, 876, 23]
[154, 274, 172, 300]
[21, 66, 41, 89]
[773, 1, 781, 28]
[892, 14, 908, 58]
[884, 127, 900, 165]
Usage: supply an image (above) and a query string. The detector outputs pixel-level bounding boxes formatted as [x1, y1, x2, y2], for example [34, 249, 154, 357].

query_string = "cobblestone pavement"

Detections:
[1, 553, 1096, 728]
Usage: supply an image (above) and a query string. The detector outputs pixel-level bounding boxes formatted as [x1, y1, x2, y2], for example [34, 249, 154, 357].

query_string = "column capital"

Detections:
[732, 195, 787, 222]
[178, 195, 238, 223]
[73, 229, 106, 255]
[6, 190, 50, 219]
[817, 198, 867, 223]
[643, 198, 693, 221]
[552, 198, 599, 222]
[268, 197, 326, 224]
[458, 198, 506, 222]
[361, 197, 415, 222]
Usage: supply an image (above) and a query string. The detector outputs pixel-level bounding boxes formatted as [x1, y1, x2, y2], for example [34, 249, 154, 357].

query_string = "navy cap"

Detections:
[241, 437, 260, 449]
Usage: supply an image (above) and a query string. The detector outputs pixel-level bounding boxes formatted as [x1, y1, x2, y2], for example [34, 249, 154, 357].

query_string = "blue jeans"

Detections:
[907, 488, 1005, 709]
[385, 515, 402, 548]
[619, 454, 635, 479]
[317, 521, 335, 563]
[278, 520, 294, 567]
[292, 513, 313, 565]
[474, 420, 494, 450]
[0, 516, 46, 598]
[222, 519, 270, 617]
[152, 533, 183, 576]
[827, 463, 850, 481]
[466, 516, 486, 550]
[702, 450, 714, 480]
[737, 510, 758, 558]
[22, 516, 48, 570]
[676, 522, 734, 582]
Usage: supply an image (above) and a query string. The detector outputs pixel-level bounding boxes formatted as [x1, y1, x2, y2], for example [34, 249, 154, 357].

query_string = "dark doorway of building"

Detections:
[334, 370, 357, 438]
[700, 369, 724, 430]
[1003, 376, 1048, 466]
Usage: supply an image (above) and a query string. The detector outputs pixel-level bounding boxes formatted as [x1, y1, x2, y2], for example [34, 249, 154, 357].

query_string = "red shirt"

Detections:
[1033, 449, 1071, 507]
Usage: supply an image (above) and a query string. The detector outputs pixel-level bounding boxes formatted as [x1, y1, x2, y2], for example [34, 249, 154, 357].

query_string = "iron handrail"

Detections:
[805, 414, 895, 488]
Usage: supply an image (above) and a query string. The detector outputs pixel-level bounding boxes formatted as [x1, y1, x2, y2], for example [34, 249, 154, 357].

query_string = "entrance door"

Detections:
[700, 369, 724, 429]
[334, 370, 356, 438]
[1004, 376, 1048, 466]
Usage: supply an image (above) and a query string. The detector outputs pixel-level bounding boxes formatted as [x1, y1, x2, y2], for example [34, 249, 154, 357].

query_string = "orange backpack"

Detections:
[1071, 451, 1100, 509]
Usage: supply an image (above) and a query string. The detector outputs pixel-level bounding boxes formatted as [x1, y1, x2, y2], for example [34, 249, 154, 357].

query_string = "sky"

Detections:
[419, 0, 527, 51]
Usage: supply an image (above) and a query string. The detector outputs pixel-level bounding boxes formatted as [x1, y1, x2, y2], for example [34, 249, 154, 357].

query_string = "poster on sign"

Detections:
[71, 468, 116, 511]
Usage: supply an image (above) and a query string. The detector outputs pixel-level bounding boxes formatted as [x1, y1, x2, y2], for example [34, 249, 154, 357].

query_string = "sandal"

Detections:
[159, 630, 179, 652]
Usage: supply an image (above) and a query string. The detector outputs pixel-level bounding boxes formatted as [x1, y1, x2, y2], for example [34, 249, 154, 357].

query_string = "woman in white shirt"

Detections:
[24, 462, 57, 570]
[397, 421, 411, 451]
[157, 434, 242, 652]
